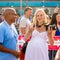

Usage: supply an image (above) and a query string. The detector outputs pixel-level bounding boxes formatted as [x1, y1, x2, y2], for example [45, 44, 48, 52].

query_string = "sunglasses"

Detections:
[11, 13, 18, 16]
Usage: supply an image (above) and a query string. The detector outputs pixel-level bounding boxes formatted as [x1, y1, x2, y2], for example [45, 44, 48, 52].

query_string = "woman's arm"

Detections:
[47, 27, 56, 45]
[24, 25, 34, 41]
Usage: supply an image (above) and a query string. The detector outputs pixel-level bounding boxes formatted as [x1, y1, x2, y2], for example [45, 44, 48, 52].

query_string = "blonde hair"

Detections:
[33, 9, 47, 26]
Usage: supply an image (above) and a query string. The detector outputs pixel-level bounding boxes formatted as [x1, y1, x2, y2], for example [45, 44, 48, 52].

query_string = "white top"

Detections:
[19, 15, 31, 35]
[25, 29, 49, 60]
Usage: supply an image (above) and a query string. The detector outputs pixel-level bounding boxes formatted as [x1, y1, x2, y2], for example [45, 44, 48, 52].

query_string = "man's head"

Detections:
[24, 7, 32, 18]
[2, 7, 17, 25]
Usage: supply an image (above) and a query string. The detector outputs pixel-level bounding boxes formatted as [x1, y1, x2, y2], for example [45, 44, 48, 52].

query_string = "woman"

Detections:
[54, 13, 60, 60]
[24, 9, 54, 60]
[49, 13, 58, 60]
[49, 13, 60, 60]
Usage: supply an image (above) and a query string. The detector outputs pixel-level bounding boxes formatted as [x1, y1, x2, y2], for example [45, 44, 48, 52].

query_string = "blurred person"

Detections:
[55, 48, 60, 60]
[15, 14, 20, 34]
[0, 14, 4, 23]
[51, 13, 58, 25]
[0, 8, 20, 60]
[24, 9, 54, 60]
[15, 14, 20, 26]
[44, 8, 52, 25]
[48, 13, 58, 60]
[46, 15, 52, 24]
[49, 13, 60, 60]
[44, 8, 49, 15]
[48, 6, 60, 60]
[19, 7, 33, 60]
[54, 6, 59, 13]
[55, 13, 60, 35]
[51, 6, 59, 25]
[19, 7, 32, 35]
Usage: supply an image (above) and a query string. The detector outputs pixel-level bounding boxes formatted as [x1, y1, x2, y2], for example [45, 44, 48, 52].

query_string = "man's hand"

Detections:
[12, 51, 20, 58]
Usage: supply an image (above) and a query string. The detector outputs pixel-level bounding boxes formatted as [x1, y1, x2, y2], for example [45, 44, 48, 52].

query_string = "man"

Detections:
[18, 7, 32, 60]
[0, 8, 20, 60]
[19, 7, 32, 35]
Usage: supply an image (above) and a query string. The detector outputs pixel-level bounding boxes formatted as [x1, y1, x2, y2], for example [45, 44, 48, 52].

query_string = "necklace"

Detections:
[37, 23, 44, 27]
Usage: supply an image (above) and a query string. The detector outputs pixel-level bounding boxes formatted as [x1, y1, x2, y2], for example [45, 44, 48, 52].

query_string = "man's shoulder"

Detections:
[0, 21, 6, 30]
[20, 17, 27, 23]
[0, 21, 4, 26]
[21, 15, 26, 20]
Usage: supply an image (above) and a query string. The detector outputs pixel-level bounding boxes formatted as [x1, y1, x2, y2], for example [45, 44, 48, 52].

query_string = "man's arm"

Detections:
[0, 44, 20, 58]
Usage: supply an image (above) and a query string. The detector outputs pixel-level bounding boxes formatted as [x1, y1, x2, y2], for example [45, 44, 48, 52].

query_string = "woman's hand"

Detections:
[24, 24, 34, 41]
[47, 27, 56, 45]
[28, 24, 34, 34]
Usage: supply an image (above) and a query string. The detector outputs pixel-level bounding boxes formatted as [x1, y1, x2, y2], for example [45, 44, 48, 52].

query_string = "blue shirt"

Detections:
[55, 28, 60, 36]
[0, 21, 18, 60]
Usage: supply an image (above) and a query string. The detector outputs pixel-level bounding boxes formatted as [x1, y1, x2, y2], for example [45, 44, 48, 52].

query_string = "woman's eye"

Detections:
[37, 15, 39, 17]
[41, 14, 43, 16]
[37, 15, 43, 17]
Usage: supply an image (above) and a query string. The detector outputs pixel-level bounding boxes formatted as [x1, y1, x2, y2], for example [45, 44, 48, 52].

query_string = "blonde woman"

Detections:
[24, 9, 54, 60]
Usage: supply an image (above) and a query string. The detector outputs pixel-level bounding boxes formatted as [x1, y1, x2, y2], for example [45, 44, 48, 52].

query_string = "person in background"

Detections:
[55, 48, 60, 60]
[15, 14, 20, 34]
[46, 15, 52, 24]
[0, 8, 20, 60]
[24, 9, 54, 60]
[0, 14, 4, 23]
[19, 7, 32, 35]
[48, 13, 58, 60]
[48, 6, 60, 60]
[18, 7, 32, 60]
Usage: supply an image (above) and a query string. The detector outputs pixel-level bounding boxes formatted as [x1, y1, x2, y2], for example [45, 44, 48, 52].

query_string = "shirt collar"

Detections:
[4, 20, 12, 29]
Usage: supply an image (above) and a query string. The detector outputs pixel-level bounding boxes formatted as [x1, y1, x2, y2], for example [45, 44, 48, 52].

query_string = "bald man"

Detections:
[0, 8, 20, 60]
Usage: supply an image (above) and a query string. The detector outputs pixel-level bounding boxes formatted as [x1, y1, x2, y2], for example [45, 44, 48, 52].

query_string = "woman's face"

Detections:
[56, 13, 60, 23]
[36, 11, 45, 24]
